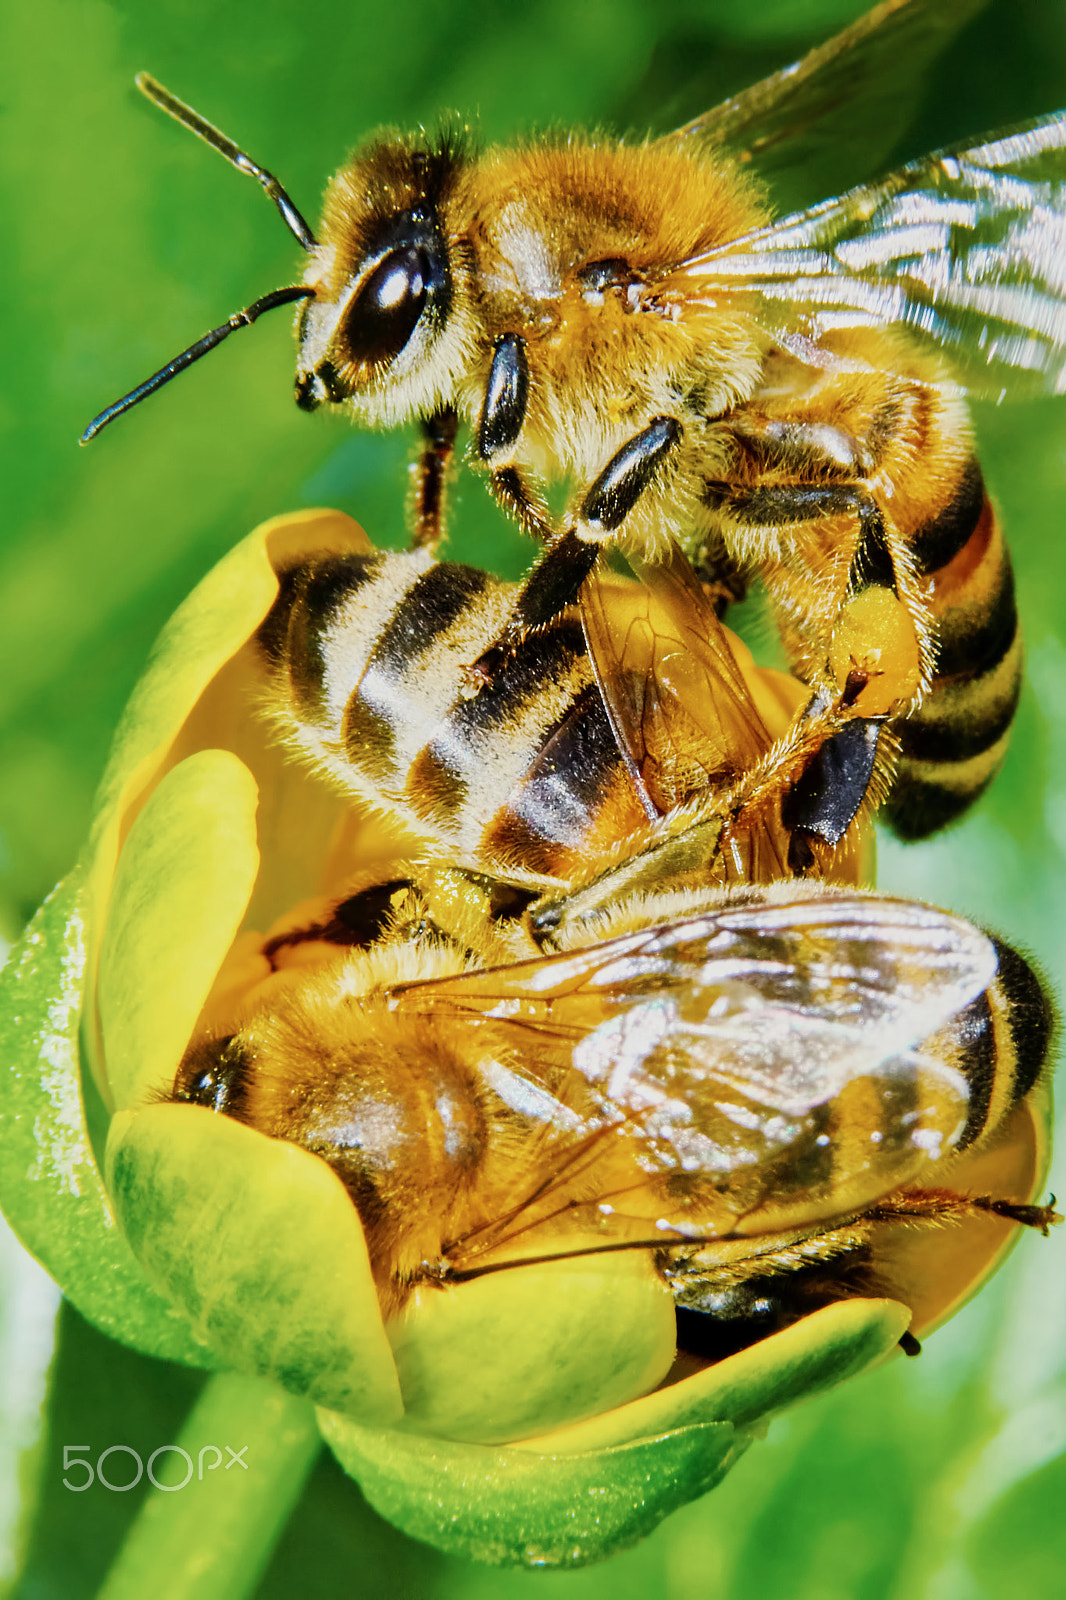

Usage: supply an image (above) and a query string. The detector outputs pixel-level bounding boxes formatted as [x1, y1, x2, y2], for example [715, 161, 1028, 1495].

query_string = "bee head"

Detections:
[295, 132, 471, 424]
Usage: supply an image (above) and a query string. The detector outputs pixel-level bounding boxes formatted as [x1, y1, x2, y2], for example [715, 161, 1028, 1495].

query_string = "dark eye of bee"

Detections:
[172, 1035, 251, 1119]
[342, 244, 432, 365]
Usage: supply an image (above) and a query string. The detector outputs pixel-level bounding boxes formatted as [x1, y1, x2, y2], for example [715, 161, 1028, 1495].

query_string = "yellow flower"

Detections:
[0, 510, 933, 1568]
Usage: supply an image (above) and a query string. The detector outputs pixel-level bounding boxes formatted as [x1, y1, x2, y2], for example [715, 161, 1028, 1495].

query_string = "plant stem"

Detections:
[95, 1372, 321, 1600]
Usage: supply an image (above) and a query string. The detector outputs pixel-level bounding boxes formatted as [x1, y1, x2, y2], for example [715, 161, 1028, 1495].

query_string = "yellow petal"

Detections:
[517, 1296, 911, 1453]
[106, 1103, 403, 1422]
[97, 750, 259, 1110]
[83, 509, 373, 1093]
[387, 1252, 677, 1444]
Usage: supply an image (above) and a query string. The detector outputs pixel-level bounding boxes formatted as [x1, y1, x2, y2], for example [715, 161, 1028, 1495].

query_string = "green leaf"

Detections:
[0, 872, 210, 1367]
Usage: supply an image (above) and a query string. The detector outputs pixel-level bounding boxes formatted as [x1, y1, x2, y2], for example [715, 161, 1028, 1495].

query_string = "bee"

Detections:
[255, 527, 881, 946]
[81, 0, 1066, 840]
[166, 524, 1055, 1366]
[173, 875, 1057, 1371]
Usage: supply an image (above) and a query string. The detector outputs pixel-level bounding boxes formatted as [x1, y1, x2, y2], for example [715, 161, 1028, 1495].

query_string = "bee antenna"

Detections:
[136, 73, 318, 252]
[78, 284, 314, 444]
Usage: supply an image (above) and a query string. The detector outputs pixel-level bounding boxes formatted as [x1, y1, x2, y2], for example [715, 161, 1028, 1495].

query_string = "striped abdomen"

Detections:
[258, 549, 650, 881]
[886, 459, 1021, 839]
[936, 933, 1052, 1156]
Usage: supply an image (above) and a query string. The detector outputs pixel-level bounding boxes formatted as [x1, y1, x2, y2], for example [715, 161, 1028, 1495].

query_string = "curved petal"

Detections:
[320, 1297, 908, 1566]
[82, 508, 374, 1094]
[518, 1295, 910, 1451]
[106, 1103, 403, 1422]
[96, 750, 260, 1110]
[0, 871, 211, 1365]
[387, 1254, 677, 1444]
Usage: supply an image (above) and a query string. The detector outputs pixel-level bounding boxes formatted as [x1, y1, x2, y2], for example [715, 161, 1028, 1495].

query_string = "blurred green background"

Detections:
[1, 0, 1065, 1595]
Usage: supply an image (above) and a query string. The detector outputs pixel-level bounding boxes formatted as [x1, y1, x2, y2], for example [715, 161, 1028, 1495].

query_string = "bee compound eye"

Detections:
[173, 1036, 250, 1117]
[342, 244, 432, 366]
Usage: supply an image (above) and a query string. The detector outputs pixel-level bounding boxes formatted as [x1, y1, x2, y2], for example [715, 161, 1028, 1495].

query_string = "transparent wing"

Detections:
[660, 0, 989, 211]
[580, 540, 773, 818]
[395, 890, 996, 1215]
[677, 115, 1066, 401]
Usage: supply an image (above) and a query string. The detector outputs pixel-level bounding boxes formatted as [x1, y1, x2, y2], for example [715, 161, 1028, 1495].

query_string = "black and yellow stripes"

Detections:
[259, 550, 643, 878]
[936, 937, 1053, 1154]
[886, 462, 1021, 839]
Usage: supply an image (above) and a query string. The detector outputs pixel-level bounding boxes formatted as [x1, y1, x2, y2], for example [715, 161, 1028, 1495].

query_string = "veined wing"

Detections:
[580, 540, 773, 818]
[393, 890, 996, 1235]
[675, 114, 1066, 401]
[660, 0, 989, 211]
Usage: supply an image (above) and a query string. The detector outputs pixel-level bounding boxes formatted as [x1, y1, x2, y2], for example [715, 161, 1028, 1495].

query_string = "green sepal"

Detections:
[0, 870, 212, 1366]
[318, 1409, 743, 1569]
[105, 1102, 404, 1422]
[320, 1297, 908, 1566]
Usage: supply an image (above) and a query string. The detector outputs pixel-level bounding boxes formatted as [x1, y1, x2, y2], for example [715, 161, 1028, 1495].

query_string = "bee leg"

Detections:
[579, 416, 683, 537]
[867, 1190, 1063, 1234]
[503, 412, 686, 640]
[705, 478, 926, 713]
[472, 417, 685, 684]
[478, 334, 530, 461]
[488, 465, 555, 543]
[783, 714, 885, 873]
[476, 335, 555, 545]
[410, 406, 459, 550]
[463, 527, 600, 689]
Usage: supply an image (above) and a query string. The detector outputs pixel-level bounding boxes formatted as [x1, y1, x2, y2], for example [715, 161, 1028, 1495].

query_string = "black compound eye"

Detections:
[172, 1036, 250, 1118]
[343, 244, 431, 366]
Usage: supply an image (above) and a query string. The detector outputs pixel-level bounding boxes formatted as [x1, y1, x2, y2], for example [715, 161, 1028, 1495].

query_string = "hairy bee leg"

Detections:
[474, 417, 685, 678]
[704, 477, 926, 711]
[488, 465, 555, 542]
[866, 1190, 1063, 1233]
[474, 336, 550, 544]
[784, 715, 885, 872]
[410, 406, 459, 550]
[579, 416, 683, 534]
[704, 478, 896, 591]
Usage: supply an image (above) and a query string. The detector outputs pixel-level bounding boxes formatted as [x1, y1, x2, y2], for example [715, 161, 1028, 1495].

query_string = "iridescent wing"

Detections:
[660, 0, 989, 211]
[580, 540, 773, 817]
[394, 890, 996, 1242]
[675, 114, 1066, 401]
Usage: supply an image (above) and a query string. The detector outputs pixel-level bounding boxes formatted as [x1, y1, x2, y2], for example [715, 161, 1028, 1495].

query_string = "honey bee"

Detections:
[81, 0, 1066, 840]
[256, 528, 881, 942]
[173, 875, 1056, 1367]
[164, 523, 1054, 1365]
